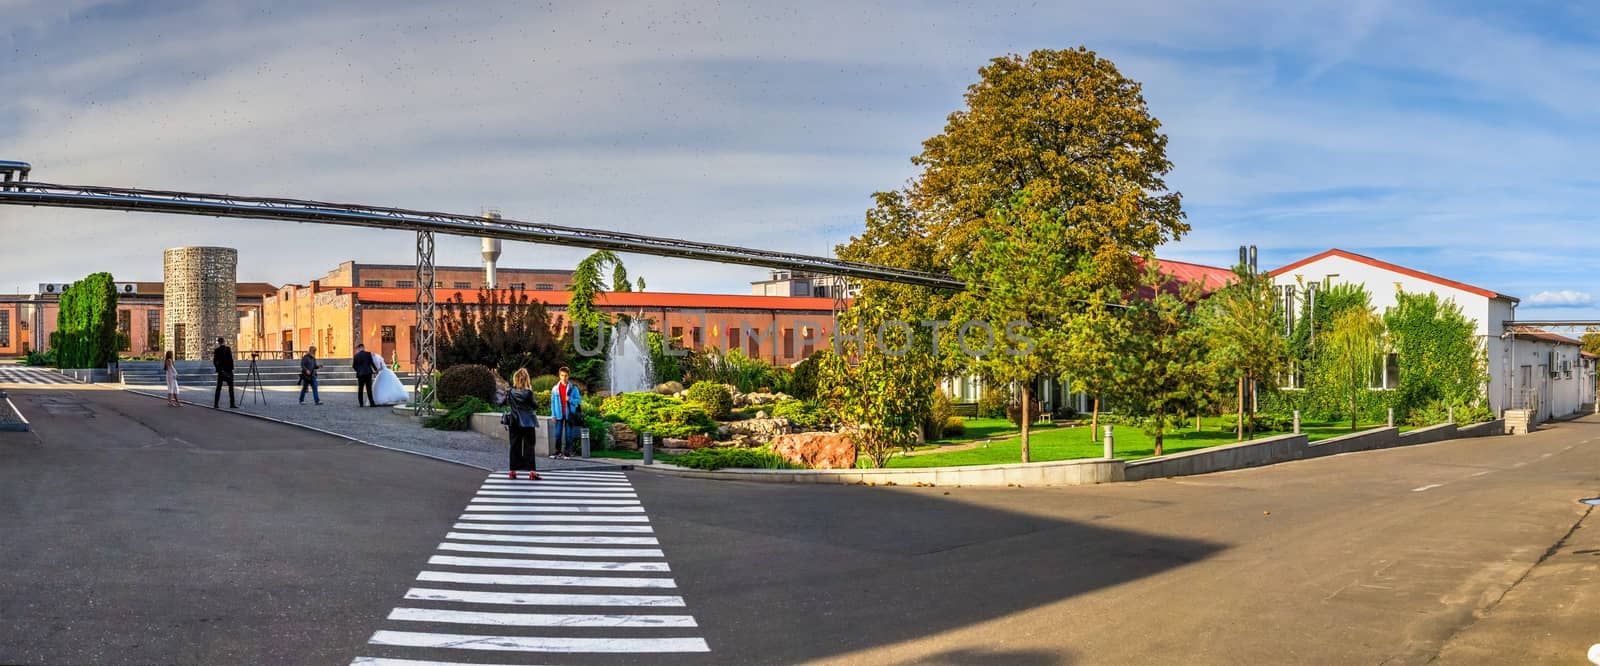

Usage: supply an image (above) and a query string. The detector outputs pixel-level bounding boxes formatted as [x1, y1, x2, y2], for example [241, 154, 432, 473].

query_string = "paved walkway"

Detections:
[132, 383, 620, 472]
[0, 366, 81, 386]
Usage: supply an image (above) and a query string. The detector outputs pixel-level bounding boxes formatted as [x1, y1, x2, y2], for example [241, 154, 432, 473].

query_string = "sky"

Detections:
[3, 1, 1599, 320]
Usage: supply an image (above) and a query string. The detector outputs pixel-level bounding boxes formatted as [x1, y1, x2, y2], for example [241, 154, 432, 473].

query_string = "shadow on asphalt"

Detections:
[631, 473, 1224, 664]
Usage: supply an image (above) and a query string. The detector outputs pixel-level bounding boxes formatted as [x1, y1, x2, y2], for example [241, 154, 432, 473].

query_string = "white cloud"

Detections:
[1526, 290, 1595, 307]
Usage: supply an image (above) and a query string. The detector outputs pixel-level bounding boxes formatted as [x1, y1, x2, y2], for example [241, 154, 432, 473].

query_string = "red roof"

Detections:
[1271, 249, 1516, 302]
[1508, 326, 1582, 346]
[1134, 257, 1236, 297]
[343, 287, 836, 312]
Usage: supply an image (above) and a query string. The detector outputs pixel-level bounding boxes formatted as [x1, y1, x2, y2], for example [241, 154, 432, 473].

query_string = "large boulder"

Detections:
[723, 417, 792, 444]
[608, 422, 640, 451]
[769, 432, 857, 470]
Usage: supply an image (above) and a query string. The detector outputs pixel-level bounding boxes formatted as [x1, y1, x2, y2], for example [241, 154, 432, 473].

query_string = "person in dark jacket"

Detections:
[503, 368, 542, 480]
[299, 347, 322, 405]
[212, 337, 236, 409]
[549, 366, 583, 459]
[352, 344, 378, 407]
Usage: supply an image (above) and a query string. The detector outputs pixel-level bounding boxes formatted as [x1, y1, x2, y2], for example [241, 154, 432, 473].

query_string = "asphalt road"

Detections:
[3, 384, 1598, 665]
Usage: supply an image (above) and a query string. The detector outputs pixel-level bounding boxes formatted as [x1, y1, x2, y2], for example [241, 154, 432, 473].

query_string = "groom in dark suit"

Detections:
[353, 344, 378, 407]
[212, 337, 236, 409]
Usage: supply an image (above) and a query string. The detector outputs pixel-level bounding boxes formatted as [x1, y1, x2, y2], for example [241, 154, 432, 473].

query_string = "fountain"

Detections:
[606, 318, 655, 394]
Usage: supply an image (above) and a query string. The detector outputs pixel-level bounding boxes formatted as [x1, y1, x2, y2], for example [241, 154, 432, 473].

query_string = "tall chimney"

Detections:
[482, 208, 503, 289]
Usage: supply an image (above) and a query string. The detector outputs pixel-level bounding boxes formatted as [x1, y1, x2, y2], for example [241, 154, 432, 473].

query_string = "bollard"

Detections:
[1447, 406, 1454, 424]
[1293, 410, 1301, 434]
[1387, 407, 1394, 428]
[1103, 425, 1114, 459]
[580, 429, 591, 458]
[643, 431, 654, 466]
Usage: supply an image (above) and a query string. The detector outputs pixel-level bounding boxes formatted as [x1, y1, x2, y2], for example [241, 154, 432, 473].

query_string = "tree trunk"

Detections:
[1246, 374, 1255, 441]
[1351, 388, 1358, 431]
[1154, 405, 1165, 456]
[1196, 413, 1202, 432]
[1090, 396, 1100, 443]
[1236, 376, 1245, 441]
[1020, 383, 1032, 464]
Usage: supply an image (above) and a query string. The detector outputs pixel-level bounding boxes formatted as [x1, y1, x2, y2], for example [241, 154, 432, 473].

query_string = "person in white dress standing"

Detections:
[163, 351, 180, 407]
[370, 352, 410, 405]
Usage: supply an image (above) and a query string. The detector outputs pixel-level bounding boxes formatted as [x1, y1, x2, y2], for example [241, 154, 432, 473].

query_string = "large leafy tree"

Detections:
[53, 272, 118, 369]
[1322, 307, 1386, 431]
[910, 47, 1187, 275]
[1109, 262, 1214, 456]
[1383, 291, 1487, 418]
[1199, 266, 1288, 440]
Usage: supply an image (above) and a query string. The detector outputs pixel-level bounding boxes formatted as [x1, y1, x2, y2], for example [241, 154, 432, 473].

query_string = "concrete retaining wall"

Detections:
[468, 413, 553, 456]
[1124, 432, 1308, 481]
[1305, 427, 1401, 458]
[635, 457, 1126, 487]
[1456, 419, 1504, 438]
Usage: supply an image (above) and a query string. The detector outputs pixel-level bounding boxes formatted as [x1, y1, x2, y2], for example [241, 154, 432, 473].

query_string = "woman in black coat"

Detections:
[504, 368, 542, 480]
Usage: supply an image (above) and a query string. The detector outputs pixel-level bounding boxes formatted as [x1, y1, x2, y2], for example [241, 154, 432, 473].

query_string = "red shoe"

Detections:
[527, 472, 541, 480]
[508, 471, 517, 480]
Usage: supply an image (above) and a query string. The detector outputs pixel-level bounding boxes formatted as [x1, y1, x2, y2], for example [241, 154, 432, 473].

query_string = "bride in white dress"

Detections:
[370, 353, 410, 405]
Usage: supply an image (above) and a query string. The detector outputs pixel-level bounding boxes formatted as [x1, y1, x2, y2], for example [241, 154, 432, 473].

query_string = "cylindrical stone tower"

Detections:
[163, 246, 237, 360]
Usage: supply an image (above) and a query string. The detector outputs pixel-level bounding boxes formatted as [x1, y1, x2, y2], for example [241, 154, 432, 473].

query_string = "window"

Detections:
[395, 280, 415, 288]
[147, 310, 161, 351]
[381, 326, 396, 343]
[782, 328, 795, 359]
[670, 326, 684, 348]
[0, 310, 9, 347]
[690, 327, 702, 348]
[747, 329, 760, 358]
[1520, 365, 1532, 389]
[363, 279, 384, 287]
[1369, 352, 1400, 390]
[453, 281, 471, 289]
[510, 282, 526, 290]
[727, 326, 741, 351]
[436, 281, 444, 288]
[536, 284, 553, 291]
[117, 309, 132, 351]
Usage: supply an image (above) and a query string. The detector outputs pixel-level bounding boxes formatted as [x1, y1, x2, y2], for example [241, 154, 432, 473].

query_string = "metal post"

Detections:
[1387, 407, 1394, 428]
[1447, 406, 1454, 424]
[1103, 425, 1114, 459]
[413, 230, 437, 416]
[643, 431, 654, 466]
[1293, 410, 1301, 434]
[580, 428, 591, 458]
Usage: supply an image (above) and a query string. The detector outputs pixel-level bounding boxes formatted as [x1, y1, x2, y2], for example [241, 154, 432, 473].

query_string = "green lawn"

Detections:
[885, 416, 1405, 468]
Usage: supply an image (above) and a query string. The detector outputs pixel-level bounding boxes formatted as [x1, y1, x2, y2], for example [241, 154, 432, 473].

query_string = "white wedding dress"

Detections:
[370, 353, 410, 405]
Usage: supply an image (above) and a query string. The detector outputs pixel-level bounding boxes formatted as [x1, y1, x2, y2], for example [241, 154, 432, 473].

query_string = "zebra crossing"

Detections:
[351, 469, 711, 664]
[0, 366, 79, 385]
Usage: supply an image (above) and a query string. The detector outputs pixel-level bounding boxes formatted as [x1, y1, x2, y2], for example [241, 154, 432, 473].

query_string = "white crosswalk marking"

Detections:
[354, 470, 711, 664]
[0, 367, 80, 385]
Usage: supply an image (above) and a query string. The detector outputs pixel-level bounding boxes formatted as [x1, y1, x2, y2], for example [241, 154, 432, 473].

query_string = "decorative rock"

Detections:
[661, 437, 689, 449]
[723, 417, 792, 444]
[769, 432, 857, 470]
[755, 410, 769, 419]
[608, 422, 640, 451]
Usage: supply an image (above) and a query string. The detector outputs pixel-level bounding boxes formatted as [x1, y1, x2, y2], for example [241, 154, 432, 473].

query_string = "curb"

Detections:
[627, 457, 1125, 487]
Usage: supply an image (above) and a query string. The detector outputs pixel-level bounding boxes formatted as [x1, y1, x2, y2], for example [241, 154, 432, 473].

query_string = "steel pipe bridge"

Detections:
[0, 161, 961, 411]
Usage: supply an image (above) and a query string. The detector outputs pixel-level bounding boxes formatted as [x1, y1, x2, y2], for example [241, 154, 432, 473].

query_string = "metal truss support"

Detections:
[414, 230, 438, 416]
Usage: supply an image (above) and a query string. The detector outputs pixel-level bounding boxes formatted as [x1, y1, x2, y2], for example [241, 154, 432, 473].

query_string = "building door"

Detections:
[281, 331, 294, 358]
[381, 325, 397, 363]
[173, 324, 187, 359]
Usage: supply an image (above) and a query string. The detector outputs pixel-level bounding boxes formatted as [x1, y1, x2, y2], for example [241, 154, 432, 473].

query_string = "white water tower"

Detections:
[481, 208, 503, 288]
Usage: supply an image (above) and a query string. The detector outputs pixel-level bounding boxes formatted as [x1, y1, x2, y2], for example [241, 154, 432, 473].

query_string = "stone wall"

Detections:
[163, 247, 238, 360]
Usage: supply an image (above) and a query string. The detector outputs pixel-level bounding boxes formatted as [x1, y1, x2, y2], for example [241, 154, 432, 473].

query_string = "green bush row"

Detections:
[672, 446, 798, 470]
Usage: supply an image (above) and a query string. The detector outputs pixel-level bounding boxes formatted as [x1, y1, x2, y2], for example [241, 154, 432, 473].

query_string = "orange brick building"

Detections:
[0, 282, 277, 360]
[238, 283, 837, 371]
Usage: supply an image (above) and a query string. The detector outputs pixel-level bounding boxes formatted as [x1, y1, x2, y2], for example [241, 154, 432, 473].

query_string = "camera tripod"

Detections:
[242, 354, 267, 405]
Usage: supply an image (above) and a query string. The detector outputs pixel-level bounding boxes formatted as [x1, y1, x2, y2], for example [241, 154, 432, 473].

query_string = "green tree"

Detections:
[1323, 307, 1386, 431]
[820, 303, 936, 468]
[1060, 286, 1128, 445]
[1199, 266, 1288, 440]
[1109, 262, 1214, 455]
[1582, 327, 1600, 357]
[1383, 291, 1487, 419]
[567, 250, 631, 387]
[951, 194, 1084, 462]
[910, 47, 1187, 275]
[54, 273, 118, 369]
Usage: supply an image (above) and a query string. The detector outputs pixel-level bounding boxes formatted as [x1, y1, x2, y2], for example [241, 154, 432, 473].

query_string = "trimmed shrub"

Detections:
[686, 380, 734, 419]
[943, 416, 966, 437]
[770, 399, 831, 431]
[926, 390, 955, 439]
[425, 396, 496, 431]
[530, 374, 560, 394]
[685, 433, 714, 449]
[674, 446, 798, 470]
[598, 392, 717, 439]
[438, 364, 498, 405]
[977, 383, 1010, 418]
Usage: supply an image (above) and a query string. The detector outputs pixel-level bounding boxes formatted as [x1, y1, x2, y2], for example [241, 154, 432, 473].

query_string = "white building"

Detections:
[1271, 248, 1592, 419]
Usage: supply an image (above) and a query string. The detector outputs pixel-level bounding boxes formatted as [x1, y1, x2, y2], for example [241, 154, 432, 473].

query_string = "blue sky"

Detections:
[3, 0, 1599, 318]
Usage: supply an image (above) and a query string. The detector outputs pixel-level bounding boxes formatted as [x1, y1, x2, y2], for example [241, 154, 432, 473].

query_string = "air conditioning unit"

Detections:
[37, 283, 70, 294]
[116, 283, 137, 294]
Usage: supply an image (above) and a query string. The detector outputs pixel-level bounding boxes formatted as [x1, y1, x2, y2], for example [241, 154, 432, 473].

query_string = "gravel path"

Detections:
[129, 384, 623, 472]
